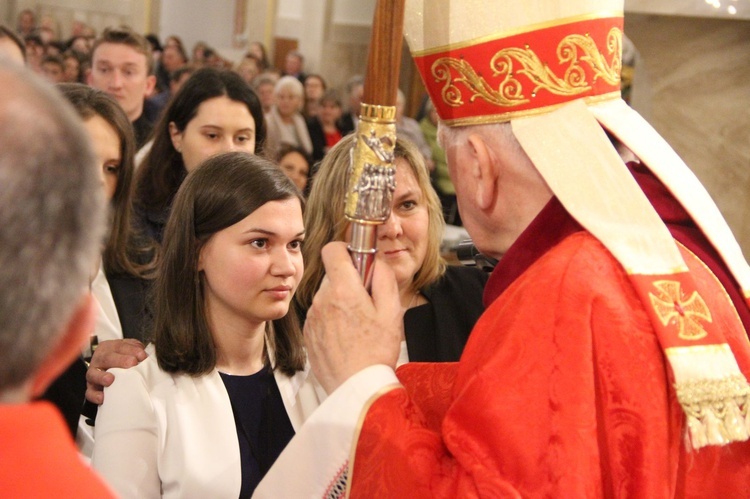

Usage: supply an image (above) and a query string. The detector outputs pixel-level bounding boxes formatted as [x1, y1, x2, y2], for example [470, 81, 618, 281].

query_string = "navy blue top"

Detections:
[220, 367, 295, 498]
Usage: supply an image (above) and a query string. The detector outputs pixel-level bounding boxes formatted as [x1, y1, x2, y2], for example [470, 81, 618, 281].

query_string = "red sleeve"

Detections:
[349, 234, 680, 497]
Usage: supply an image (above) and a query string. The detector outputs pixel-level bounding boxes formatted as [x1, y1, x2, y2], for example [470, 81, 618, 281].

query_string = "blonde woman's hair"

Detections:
[297, 134, 445, 313]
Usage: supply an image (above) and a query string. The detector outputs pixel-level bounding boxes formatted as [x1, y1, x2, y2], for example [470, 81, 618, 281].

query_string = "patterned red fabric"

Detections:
[412, 17, 623, 125]
[350, 233, 750, 497]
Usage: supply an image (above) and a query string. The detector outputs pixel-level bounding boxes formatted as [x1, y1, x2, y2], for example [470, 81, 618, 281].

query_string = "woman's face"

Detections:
[170, 95, 256, 172]
[318, 100, 341, 126]
[63, 56, 80, 82]
[257, 83, 275, 112]
[238, 59, 260, 84]
[82, 114, 120, 201]
[276, 88, 300, 118]
[374, 158, 429, 291]
[199, 198, 304, 330]
[279, 151, 309, 192]
[304, 77, 325, 101]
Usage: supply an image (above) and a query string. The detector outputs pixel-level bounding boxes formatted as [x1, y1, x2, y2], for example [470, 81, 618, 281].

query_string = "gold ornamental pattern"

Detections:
[430, 27, 622, 108]
[345, 113, 397, 223]
[649, 280, 712, 341]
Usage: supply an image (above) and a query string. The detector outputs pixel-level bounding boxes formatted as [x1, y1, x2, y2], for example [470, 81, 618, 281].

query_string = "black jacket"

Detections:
[40, 271, 152, 436]
[404, 265, 488, 362]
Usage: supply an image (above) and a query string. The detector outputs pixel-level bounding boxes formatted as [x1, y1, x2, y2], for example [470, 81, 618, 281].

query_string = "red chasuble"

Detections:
[349, 167, 750, 497]
[0, 402, 115, 498]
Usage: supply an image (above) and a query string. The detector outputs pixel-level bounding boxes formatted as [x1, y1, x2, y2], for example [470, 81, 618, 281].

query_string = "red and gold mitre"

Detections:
[405, 1, 624, 125]
[405, 0, 750, 450]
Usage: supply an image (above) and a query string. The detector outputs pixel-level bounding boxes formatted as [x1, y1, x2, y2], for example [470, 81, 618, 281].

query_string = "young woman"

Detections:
[275, 143, 312, 194]
[299, 135, 487, 363]
[263, 75, 313, 159]
[42, 84, 155, 444]
[134, 67, 265, 243]
[93, 152, 321, 498]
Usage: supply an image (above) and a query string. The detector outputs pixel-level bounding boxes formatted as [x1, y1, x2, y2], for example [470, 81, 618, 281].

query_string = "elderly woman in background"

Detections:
[298, 135, 487, 363]
[263, 75, 313, 160]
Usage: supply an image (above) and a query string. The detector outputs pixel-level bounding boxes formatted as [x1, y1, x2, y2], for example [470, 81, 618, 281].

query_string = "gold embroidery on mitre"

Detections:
[649, 280, 712, 341]
[430, 27, 622, 108]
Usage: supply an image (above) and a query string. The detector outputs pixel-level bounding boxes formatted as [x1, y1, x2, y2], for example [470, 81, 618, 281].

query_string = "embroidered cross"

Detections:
[648, 280, 712, 340]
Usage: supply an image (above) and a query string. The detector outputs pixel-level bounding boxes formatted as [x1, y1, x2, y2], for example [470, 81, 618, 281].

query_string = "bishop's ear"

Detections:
[466, 133, 497, 211]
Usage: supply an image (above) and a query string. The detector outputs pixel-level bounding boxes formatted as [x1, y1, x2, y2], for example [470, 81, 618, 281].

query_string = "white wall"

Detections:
[159, 0, 237, 61]
[331, 0, 375, 25]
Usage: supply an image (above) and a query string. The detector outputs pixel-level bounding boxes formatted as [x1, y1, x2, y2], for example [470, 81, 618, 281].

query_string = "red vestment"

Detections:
[0, 401, 114, 498]
[350, 187, 750, 497]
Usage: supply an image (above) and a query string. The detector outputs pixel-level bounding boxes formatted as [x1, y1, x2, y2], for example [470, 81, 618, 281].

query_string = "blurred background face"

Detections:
[18, 11, 35, 35]
[42, 61, 64, 83]
[237, 58, 260, 84]
[256, 82, 275, 113]
[82, 114, 120, 201]
[63, 56, 80, 82]
[71, 37, 89, 54]
[278, 151, 309, 192]
[170, 95, 256, 172]
[161, 45, 186, 73]
[318, 99, 341, 125]
[304, 76, 324, 101]
[284, 53, 302, 75]
[275, 88, 300, 118]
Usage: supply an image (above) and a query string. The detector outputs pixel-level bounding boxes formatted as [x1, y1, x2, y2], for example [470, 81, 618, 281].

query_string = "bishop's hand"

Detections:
[304, 242, 403, 394]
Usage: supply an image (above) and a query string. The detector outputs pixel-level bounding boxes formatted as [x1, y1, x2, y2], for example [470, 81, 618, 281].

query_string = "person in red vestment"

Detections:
[254, 1, 750, 497]
[0, 62, 114, 497]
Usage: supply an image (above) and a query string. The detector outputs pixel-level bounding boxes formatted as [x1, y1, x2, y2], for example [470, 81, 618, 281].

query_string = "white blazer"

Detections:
[92, 346, 324, 499]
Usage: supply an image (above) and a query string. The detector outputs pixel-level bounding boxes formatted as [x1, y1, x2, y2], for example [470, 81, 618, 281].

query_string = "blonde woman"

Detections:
[298, 135, 487, 363]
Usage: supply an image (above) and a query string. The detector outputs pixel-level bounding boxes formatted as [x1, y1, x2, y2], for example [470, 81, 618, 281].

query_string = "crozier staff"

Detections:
[344, 0, 405, 288]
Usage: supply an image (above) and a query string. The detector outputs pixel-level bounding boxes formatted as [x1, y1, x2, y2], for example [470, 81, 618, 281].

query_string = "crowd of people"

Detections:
[3, 1, 750, 497]
[2, 9, 456, 210]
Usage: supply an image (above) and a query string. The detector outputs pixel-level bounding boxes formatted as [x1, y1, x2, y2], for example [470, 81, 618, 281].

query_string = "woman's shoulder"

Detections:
[108, 353, 164, 388]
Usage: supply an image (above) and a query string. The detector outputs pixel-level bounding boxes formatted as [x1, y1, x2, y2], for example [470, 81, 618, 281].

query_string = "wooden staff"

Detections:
[345, 0, 406, 289]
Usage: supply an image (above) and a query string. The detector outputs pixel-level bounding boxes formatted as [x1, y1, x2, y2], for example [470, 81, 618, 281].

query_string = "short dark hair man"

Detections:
[88, 26, 156, 149]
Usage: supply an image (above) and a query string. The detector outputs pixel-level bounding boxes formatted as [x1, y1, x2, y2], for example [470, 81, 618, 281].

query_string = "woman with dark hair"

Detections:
[306, 89, 344, 163]
[275, 143, 312, 194]
[42, 84, 155, 447]
[134, 67, 265, 242]
[59, 84, 156, 285]
[93, 152, 320, 498]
